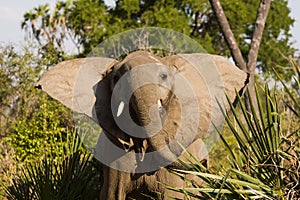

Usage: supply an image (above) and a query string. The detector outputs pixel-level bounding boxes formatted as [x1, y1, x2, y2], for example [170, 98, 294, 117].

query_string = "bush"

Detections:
[5, 91, 73, 162]
[5, 132, 101, 200]
[0, 141, 21, 198]
[0, 44, 73, 163]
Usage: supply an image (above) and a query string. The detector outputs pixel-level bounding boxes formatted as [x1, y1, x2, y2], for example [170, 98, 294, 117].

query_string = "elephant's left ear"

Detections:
[163, 53, 248, 105]
[162, 53, 248, 138]
[37, 57, 116, 119]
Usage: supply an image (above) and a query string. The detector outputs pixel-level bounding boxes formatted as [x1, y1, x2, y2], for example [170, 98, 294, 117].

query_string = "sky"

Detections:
[0, 0, 299, 54]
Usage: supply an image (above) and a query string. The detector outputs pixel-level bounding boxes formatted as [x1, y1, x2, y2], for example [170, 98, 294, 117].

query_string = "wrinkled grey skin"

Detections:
[95, 51, 207, 199]
[37, 50, 247, 200]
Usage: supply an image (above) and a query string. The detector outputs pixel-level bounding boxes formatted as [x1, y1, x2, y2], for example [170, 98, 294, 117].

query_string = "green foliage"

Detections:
[140, 1, 190, 33]
[202, 0, 296, 80]
[0, 44, 100, 199]
[22, 0, 108, 55]
[5, 91, 72, 162]
[0, 44, 40, 136]
[0, 45, 15, 112]
[5, 133, 101, 200]
[276, 58, 300, 118]
[22, 3, 67, 63]
[22, 0, 296, 80]
[38, 43, 66, 66]
[258, 7, 295, 80]
[0, 141, 20, 198]
[65, 0, 108, 54]
[0, 44, 73, 163]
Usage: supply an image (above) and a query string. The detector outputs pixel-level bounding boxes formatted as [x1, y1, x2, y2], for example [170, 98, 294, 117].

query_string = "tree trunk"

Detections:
[245, 0, 271, 113]
[208, 0, 246, 71]
[209, 0, 271, 114]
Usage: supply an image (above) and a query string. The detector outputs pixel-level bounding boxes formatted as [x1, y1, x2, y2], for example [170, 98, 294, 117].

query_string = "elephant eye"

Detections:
[160, 73, 168, 81]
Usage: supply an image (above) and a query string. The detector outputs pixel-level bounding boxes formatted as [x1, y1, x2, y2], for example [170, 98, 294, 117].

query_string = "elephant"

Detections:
[37, 50, 247, 199]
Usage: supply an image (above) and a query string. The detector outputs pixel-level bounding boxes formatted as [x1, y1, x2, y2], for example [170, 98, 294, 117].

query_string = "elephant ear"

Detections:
[37, 57, 116, 121]
[162, 54, 247, 142]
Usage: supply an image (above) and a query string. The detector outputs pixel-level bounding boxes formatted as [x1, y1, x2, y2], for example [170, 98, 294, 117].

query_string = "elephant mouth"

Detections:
[114, 98, 170, 162]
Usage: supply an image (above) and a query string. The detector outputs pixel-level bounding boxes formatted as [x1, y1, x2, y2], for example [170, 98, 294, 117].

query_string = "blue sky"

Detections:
[0, 0, 299, 54]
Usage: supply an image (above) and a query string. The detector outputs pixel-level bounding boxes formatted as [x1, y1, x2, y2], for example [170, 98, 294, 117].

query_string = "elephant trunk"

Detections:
[130, 84, 163, 133]
[131, 84, 177, 167]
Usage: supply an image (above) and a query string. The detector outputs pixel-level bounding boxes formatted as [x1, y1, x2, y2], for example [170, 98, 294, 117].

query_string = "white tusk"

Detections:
[157, 99, 162, 109]
[139, 152, 145, 162]
[139, 139, 148, 162]
[117, 101, 125, 117]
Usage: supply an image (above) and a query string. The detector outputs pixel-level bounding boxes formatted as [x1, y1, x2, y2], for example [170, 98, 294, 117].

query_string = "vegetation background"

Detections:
[0, 0, 299, 199]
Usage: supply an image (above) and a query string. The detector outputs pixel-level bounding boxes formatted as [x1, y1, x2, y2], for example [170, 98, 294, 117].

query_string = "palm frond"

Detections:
[5, 131, 101, 200]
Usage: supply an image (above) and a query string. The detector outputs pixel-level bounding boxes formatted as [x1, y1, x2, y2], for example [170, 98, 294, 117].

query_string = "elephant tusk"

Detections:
[158, 99, 167, 124]
[139, 139, 148, 162]
[117, 101, 125, 117]
[157, 99, 163, 109]
[139, 152, 145, 162]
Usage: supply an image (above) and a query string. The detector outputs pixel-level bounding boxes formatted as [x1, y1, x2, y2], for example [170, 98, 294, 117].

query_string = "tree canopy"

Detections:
[22, 0, 296, 79]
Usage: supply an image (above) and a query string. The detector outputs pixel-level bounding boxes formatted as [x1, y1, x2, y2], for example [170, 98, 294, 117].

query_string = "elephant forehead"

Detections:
[122, 50, 162, 64]
[113, 51, 163, 72]
[124, 56, 161, 68]
[129, 64, 165, 77]
[115, 64, 175, 93]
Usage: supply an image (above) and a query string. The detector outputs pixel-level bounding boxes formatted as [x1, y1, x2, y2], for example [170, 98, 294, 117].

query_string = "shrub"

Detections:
[5, 91, 73, 162]
[5, 132, 101, 200]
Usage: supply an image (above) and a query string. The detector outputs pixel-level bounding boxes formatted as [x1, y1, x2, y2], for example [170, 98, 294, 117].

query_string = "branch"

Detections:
[191, 11, 201, 36]
[208, 0, 247, 71]
[247, 0, 271, 73]
[67, 29, 81, 54]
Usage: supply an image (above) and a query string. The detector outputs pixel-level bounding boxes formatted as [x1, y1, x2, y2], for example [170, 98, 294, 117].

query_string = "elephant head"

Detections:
[38, 50, 247, 173]
[95, 52, 177, 159]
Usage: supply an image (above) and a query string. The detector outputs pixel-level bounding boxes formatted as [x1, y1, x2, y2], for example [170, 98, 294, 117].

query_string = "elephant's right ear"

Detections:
[37, 57, 116, 120]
